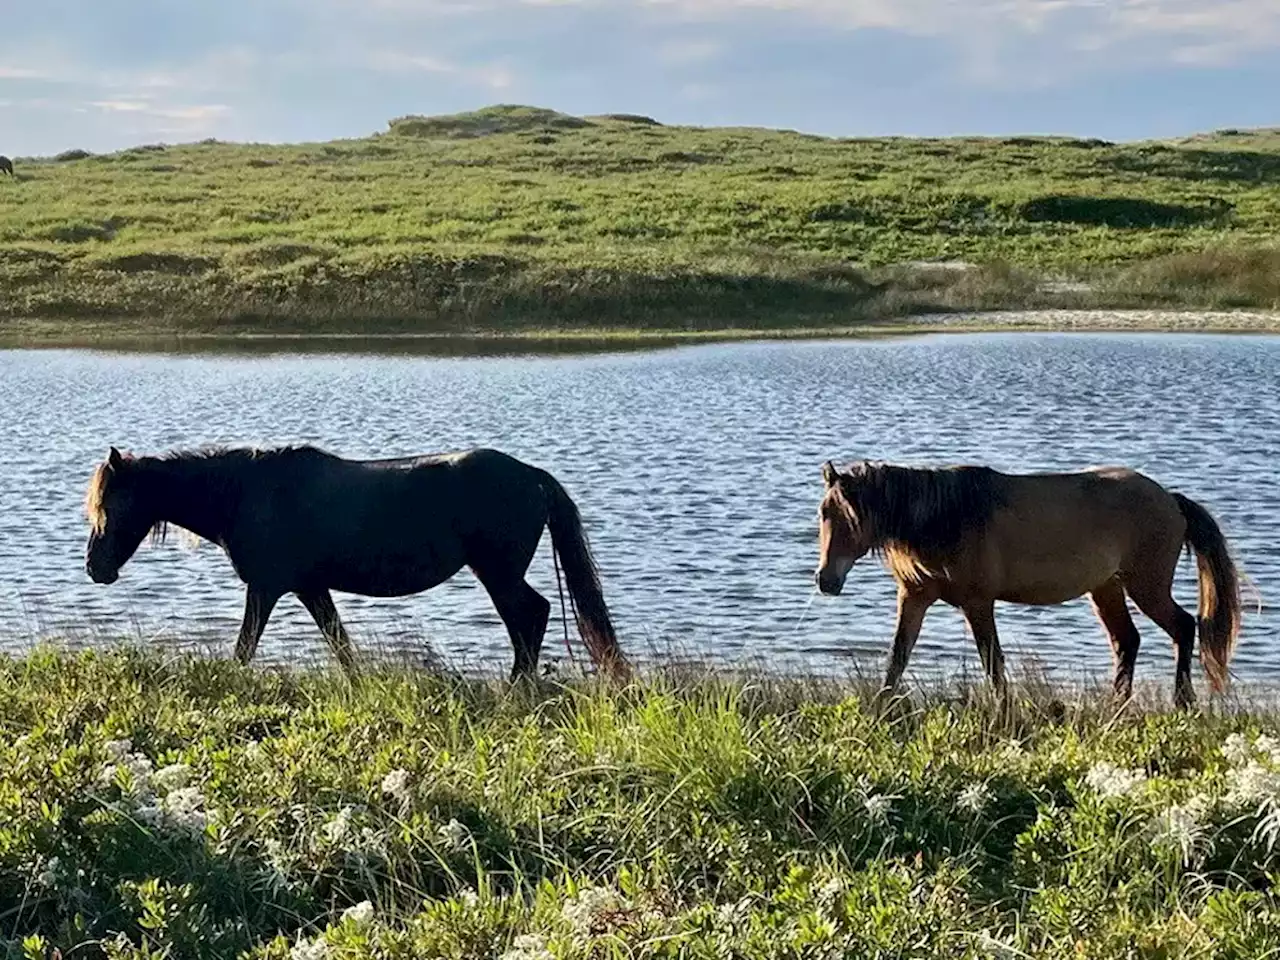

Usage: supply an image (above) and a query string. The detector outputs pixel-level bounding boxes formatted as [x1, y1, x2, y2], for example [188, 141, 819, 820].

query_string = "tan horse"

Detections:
[815, 460, 1241, 707]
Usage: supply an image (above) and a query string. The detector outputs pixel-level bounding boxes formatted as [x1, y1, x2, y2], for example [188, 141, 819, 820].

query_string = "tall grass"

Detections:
[2, 109, 1280, 337]
[5, 647, 1280, 958]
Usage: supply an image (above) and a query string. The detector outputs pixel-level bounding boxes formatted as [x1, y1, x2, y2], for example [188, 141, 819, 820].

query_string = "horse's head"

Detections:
[84, 447, 154, 585]
[815, 460, 874, 596]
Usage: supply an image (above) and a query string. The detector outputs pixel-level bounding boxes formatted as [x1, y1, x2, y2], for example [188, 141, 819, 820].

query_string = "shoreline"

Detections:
[4, 307, 1280, 354]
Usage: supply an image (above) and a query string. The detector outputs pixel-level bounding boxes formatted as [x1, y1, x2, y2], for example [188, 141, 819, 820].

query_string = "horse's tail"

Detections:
[538, 470, 631, 681]
[1173, 492, 1241, 693]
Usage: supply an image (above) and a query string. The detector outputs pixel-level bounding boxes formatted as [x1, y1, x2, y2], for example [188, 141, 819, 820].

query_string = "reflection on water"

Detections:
[1, 331, 1277, 686]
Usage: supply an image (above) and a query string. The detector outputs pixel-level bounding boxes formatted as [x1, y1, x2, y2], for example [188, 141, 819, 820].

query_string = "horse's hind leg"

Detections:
[297, 588, 359, 676]
[1090, 578, 1141, 702]
[1125, 576, 1197, 709]
[961, 601, 1008, 697]
[479, 574, 551, 682]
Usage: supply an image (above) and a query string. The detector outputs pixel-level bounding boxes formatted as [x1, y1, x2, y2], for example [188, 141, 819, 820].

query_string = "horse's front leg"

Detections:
[234, 587, 281, 665]
[881, 586, 933, 698]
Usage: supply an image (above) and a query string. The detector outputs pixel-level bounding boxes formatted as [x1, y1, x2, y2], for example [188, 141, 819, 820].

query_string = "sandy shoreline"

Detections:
[2, 308, 1279, 352]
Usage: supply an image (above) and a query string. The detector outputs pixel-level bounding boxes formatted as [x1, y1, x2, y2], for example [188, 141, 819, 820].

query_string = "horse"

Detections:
[814, 460, 1241, 708]
[83, 445, 631, 682]
[0, 156, 13, 176]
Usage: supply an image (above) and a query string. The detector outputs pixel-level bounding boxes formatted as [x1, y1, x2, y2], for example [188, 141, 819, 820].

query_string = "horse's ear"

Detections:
[822, 461, 839, 486]
[107, 446, 123, 469]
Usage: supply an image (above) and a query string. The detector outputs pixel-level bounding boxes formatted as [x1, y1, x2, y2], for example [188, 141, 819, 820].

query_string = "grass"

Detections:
[2, 107, 1280, 340]
[6, 646, 1280, 958]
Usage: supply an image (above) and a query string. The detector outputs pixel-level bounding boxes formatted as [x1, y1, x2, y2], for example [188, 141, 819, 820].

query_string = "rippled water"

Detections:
[1, 332, 1277, 686]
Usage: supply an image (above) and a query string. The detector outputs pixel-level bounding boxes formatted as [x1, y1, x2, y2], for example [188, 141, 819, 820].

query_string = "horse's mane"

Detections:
[157, 444, 329, 465]
[85, 444, 330, 540]
[833, 461, 1005, 574]
[84, 462, 112, 534]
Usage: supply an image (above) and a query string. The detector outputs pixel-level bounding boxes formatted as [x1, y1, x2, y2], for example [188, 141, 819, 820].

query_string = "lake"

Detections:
[2, 331, 1277, 686]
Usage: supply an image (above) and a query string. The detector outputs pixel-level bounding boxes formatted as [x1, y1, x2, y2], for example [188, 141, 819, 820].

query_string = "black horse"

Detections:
[0, 156, 13, 177]
[84, 445, 630, 680]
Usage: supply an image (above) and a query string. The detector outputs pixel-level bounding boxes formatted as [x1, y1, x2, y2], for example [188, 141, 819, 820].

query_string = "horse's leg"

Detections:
[518, 581, 551, 676]
[1126, 577, 1198, 709]
[1089, 578, 1141, 702]
[961, 601, 1008, 697]
[296, 588, 358, 675]
[478, 573, 551, 682]
[881, 586, 933, 697]
[234, 587, 280, 665]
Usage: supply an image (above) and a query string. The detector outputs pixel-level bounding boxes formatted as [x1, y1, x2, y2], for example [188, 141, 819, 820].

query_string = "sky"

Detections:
[2, 0, 1279, 156]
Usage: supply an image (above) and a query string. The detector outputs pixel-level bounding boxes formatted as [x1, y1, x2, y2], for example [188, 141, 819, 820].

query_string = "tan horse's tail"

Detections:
[538, 471, 631, 681]
[1173, 492, 1241, 693]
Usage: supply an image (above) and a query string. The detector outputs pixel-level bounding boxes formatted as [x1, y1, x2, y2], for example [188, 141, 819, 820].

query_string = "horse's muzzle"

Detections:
[87, 563, 118, 585]
[815, 570, 844, 596]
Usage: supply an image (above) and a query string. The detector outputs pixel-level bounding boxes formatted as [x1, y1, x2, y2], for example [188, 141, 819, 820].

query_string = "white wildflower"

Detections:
[122, 753, 154, 788]
[162, 787, 209, 833]
[381, 769, 412, 806]
[457, 887, 480, 907]
[975, 931, 1020, 959]
[97, 765, 120, 787]
[1223, 733, 1255, 767]
[34, 857, 60, 889]
[714, 899, 750, 929]
[863, 793, 895, 824]
[1152, 804, 1207, 865]
[263, 838, 289, 867]
[1084, 762, 1147, 800]
[816, 877, 845, 905]
[153, 763, 193, 793]
[323, 806, 357, 844]
[104, 738, 133, 760]
[436, 818, 469, 851]
[957, 781, 994, 815]
[135, 803, 164, 827]
[998, 739, 1026, 761]
[500, 933, 553, 960]
[289, 935, 331, 960]
[1257, 734, 1280, 766]
[341, 900, 374, 926]
[1226, 761, 1280, 811]
[261, 838, 292, 887]
[563, 886, 626, 937]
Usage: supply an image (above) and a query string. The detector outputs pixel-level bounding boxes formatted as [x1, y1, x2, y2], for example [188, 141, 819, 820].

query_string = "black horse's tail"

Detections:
[539, 471, 631, 680]
[1173, 492, 1242, 693]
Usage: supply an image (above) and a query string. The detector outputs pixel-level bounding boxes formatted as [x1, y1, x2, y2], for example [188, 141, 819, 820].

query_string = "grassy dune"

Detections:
[5, 648, 1280, 958]
[2, 106, 1280, 340]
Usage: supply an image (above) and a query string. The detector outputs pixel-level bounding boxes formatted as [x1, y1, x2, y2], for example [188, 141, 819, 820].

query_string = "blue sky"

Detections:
[2, 0, 1278, 155]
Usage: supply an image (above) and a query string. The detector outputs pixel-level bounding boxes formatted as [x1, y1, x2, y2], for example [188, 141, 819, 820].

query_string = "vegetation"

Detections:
[2, 107, 1280, 339]
[6, 647, 1280, 958]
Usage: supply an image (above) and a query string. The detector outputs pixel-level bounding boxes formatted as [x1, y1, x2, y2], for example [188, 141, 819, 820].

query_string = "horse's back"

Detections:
[976, 466, 1183, 603]
[998, 466, 1179, 531]
[232, 446, 551, 594]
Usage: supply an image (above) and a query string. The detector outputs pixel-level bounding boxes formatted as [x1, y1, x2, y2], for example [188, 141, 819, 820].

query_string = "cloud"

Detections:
[658, 38, 723, 64]
[0, 65, 56, 81]
[92, 100, 228, 119]
[367, 50, 516, 89]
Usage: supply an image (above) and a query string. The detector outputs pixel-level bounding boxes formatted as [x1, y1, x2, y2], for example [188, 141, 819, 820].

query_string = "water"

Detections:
[1, 331, 1277, 685]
